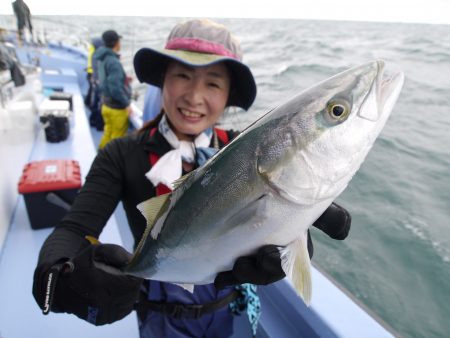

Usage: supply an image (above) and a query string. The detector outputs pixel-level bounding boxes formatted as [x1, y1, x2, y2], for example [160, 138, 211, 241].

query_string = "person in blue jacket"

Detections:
[32, 19, 351, 338]
[94, 30, 132, 148]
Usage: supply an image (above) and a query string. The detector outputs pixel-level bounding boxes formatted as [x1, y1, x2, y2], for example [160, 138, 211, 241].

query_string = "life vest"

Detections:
[149, 127, 229, 196]
[87, 43, 95, 74]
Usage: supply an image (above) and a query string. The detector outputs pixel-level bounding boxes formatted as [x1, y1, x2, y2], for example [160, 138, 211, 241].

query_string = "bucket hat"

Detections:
[134, 19, 256, 110]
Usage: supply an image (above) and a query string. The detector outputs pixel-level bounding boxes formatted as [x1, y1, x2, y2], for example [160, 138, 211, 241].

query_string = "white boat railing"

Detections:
[34, 16, 90, 49]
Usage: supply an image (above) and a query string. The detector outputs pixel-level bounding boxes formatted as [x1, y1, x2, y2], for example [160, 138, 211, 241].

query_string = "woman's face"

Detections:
[162, 61, 231, 140]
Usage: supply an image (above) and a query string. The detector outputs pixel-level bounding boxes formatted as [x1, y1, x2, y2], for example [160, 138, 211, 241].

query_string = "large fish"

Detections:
[124, 60, 404, 303]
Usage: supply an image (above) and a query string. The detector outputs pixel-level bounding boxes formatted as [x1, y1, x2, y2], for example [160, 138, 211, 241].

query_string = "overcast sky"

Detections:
[1, 0, 449, 25]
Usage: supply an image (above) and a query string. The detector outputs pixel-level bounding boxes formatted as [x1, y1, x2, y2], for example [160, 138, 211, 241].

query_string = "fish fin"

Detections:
[136, 194, 171, 232]
[280, 235, 312, 305]
[172, 170, 196, 190]
[227, 195, 267, 228]
[174, 283, 195, 293]
[127, 195, 171, 270]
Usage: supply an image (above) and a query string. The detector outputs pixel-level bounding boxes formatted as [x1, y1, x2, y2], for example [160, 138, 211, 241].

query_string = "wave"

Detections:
[273, 63, 345, 77]
[402, 216, 450, 264]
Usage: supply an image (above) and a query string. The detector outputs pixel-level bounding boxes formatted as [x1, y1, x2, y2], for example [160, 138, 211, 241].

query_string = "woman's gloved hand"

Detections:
[214, 245, 285, 290]
[214, 202, 351, 290]
[312, 202, 351, 240]
[32, 244, 143, 326]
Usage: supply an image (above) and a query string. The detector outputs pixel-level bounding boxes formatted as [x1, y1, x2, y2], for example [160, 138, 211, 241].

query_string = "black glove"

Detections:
[33, 244, 143, 326]
[214, 245, 285, 290]
[312, 202, 351, 240]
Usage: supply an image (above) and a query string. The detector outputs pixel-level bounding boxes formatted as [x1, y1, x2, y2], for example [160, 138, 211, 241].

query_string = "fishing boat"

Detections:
[0, 16, 397, 338]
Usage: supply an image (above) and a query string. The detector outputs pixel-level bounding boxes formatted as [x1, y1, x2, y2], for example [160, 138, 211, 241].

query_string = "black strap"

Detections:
[41, 261, 74, 314]
[42, 263, 63, 315]
[134, 289, 240, 320]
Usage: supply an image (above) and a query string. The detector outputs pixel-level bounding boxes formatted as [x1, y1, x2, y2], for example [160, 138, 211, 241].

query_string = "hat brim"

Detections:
[134, 48, 256, 110]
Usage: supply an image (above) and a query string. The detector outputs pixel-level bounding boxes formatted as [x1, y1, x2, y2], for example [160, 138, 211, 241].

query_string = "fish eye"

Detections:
[332, 105, 345, 116]
[326, 99, 350, 121]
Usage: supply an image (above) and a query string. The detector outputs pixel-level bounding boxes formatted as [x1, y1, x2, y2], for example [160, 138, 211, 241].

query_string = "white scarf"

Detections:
[145, 115, 213, 190]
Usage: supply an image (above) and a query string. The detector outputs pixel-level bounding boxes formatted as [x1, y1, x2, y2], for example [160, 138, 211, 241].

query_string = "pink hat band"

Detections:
[165, 37, 239, 60]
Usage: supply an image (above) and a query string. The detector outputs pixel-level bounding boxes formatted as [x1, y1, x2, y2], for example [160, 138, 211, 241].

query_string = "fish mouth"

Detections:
[358, 60, 404, 122]
[379, 64, 404, 116]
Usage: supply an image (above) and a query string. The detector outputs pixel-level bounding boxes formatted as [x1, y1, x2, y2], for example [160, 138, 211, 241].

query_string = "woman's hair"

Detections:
[138, 109, 164, 133]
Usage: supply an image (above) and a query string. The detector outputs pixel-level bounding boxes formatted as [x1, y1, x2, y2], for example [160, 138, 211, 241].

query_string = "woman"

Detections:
[32, 19, 350, 338]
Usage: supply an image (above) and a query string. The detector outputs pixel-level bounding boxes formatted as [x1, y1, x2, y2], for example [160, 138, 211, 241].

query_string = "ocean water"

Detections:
[7, 15, 450, 338]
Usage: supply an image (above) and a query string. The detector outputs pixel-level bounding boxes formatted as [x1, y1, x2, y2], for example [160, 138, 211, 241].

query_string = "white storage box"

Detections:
[39, 99, 71, 142]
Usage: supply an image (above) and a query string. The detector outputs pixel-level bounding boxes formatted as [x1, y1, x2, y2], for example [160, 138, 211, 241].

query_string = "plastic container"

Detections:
[18, 159, 81, 229]
[39, 99, 71, 142]
[49, 92, 73, 111]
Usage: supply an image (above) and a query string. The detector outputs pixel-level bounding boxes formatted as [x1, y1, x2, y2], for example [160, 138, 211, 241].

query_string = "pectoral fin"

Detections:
[280, 234, 312, 304]
[227, 195, 267, 227]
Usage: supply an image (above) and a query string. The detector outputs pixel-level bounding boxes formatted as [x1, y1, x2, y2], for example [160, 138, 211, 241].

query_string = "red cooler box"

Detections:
[18, 160, 82, 229]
